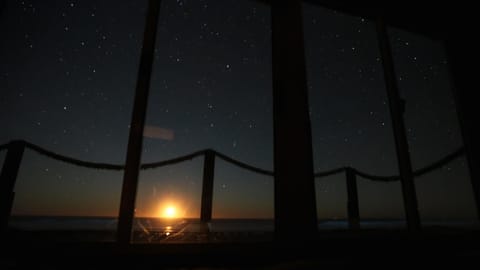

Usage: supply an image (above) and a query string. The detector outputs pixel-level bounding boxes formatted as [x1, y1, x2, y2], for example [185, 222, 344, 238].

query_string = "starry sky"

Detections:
[0, 0, 476, 225]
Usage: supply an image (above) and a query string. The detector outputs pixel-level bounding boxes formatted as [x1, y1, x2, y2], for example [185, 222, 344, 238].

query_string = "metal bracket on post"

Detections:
[0, 140, 26, 234]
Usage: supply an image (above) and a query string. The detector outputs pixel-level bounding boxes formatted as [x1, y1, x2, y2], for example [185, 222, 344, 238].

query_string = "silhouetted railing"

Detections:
[311, 147, 465, 229]
[0, 140, 467, 233]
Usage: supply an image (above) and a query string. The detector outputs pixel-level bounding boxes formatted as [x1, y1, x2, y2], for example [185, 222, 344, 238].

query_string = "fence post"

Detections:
[346, 168, 360, 230]
[200, 150, 215, 223]
[376, 17, 421, 231]
[0, 140, 25, 234]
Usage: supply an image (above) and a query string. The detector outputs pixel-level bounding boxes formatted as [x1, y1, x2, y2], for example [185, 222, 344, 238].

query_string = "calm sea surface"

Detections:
[10, 216, 479, 231]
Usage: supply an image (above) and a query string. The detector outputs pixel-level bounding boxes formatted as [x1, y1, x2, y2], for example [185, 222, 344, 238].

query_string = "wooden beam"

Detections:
[445, 36, 480, 220]
[272, 0, 318, 243]
[117, 0, 162, 244]
[376, 18, 421, 231]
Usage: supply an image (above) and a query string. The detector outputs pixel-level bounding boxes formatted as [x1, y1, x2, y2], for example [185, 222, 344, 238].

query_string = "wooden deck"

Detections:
[2, 228, 480, 269]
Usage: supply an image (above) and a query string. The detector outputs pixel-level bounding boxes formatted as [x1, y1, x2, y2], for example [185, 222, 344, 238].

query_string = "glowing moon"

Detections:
[163, 206, 177, 218]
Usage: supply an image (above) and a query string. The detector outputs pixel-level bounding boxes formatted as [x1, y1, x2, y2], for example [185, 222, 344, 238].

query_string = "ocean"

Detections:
[8, 216, 479, 243]
[8, 216, 276, 243]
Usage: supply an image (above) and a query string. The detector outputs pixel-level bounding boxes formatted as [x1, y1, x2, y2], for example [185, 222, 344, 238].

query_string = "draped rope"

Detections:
[314, 167, 346, 178]
[1, 141, 205, 171]
[353, 147, 465, 182]
[24, 141, 125, 170]
[214, 151, 274, 176]
[0, 141, 466, 182]
[141, 150, 206, 170]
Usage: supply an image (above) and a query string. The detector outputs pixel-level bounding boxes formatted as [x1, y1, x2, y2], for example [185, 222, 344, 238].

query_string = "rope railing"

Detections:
[353, 147, 466, 182]
[214, 151, 274, 176]
[21, 141, 206, 171]
[0, 140, 467, 182]
[314, 167, 346, 178]
[0, 140, 470, 231]
[24, 141, 125, 171]
[141, 150, 206, 170]
[412, 147, 465, 178]
[353, 169, 398, 182]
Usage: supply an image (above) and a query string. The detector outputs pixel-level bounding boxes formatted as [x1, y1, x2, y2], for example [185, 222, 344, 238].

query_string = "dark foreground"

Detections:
[2, 228, 480, 269]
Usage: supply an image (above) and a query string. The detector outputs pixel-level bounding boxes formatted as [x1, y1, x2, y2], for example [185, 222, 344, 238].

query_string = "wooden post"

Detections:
[200, 150, 215, 223]
[272, 0, 318, 242]
[0, 140, 25, 233]
[346, 168, 360, 230]
[445, 37, 480, 221]
[376, 18, 421, 231]
[117, 0, 162, 244]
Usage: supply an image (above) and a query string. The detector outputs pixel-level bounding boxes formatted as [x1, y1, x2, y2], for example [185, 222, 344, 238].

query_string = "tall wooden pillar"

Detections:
[117, 0, 162, 244]
[376, 18, 420, 231]
[445, 34, 480, 220]
[272, 0, 318, 242]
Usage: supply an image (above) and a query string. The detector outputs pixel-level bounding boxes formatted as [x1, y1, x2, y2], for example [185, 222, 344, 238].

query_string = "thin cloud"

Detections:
[143, 125, 174, 141]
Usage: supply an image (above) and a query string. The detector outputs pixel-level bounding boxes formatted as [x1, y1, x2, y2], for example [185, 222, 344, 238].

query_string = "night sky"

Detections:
[0, 0, 476, 225]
